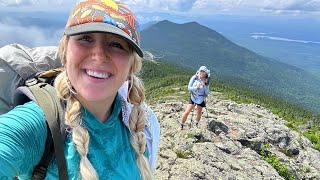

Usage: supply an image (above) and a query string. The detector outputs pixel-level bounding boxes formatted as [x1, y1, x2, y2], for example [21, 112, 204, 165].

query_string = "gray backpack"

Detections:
[0, 43, 61, 114]
[0, 44, 68, 179]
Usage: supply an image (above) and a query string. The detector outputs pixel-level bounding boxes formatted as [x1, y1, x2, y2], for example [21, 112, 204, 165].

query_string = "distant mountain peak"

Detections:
[140, 18, 320, 112]
[155, 20, 205, 29]
[141, 19, 230, 49]
[182, 21, 201, 26]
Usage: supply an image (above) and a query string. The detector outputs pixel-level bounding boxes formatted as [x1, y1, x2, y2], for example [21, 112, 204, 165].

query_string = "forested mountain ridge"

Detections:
[139, 60, 320, 179]
[140, 20, 320, 113]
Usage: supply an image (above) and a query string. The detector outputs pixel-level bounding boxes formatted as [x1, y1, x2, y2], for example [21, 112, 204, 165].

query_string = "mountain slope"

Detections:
[140, 20, 320, 113]
[140, 60, 320, 179]
[152, 95, 320, 180]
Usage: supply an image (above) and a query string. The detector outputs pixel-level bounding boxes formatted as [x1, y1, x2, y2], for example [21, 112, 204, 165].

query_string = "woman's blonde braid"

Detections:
[55, 37, 98, 179]
[128, 75, 153, 180]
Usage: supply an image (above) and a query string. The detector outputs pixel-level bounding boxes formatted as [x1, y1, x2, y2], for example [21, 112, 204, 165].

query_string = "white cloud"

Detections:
[192, 0, 245, 10]
[262, 0, 320, 11]
[190, 0, 320, 15]
[125, 0, 320, 17]
[0, 19, 63, 47]
[0, 0, 29, 6]
[125, 0, 197, 11]
[137, 14, 162, 24]
[0, 0, 76, 7]
[1, 0, 319, 17]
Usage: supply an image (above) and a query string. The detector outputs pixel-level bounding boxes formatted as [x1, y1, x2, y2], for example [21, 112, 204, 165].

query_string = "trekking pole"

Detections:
[205, 103, 209, 129]
[189, 88, 198, 128]
[204, 95, 210, 129]
[205, 98, 209, 118]
[189, 103, 196, 128]
[205, 76, 211, 128]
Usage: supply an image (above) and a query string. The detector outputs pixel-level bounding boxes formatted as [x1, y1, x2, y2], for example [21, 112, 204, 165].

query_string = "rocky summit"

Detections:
[151, 92, 320, 180]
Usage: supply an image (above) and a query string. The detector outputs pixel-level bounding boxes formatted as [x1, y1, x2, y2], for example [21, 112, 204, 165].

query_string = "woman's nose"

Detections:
[92, 43, 109, 61]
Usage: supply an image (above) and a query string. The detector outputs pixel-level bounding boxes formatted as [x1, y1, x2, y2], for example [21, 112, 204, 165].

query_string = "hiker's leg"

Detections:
[194, 106, 203, 128]
[195, 106, 203, 122]
[180, 104, 195, 130]
[181, 104, 194, 123]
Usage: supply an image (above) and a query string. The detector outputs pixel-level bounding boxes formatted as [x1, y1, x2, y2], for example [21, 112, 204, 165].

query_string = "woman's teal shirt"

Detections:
[0, 94, 142, 179]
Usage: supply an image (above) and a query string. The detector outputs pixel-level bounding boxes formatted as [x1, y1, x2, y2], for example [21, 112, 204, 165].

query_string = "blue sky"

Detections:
[0, 0, 319, 47]
[1, 0, 320, 20]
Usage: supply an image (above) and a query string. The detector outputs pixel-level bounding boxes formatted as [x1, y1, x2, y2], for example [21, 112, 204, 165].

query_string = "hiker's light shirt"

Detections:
[0, 94, 142, 179]
[188, 75, 210, 104]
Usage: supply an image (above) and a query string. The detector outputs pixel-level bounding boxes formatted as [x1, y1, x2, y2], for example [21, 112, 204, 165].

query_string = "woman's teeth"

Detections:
[86, 70, 110, 79]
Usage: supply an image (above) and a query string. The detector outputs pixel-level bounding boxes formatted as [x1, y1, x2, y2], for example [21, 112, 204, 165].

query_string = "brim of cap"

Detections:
[64, 22, 143, 57]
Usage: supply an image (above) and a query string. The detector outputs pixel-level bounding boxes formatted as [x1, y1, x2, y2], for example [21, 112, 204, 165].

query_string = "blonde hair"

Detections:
[54, 36, 152, 179]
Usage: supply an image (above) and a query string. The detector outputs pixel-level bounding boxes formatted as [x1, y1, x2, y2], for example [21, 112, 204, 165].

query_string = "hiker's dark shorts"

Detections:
[189, 98, 206, 107]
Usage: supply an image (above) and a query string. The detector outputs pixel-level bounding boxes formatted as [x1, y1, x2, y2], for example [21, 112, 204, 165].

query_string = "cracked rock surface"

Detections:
[151, 92, 320, 180]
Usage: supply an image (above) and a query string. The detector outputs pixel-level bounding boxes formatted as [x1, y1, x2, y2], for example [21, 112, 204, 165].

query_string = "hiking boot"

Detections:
[180, 124, 184, 130]
[195, 122, 199, 128]
[188, 120, 193, 128]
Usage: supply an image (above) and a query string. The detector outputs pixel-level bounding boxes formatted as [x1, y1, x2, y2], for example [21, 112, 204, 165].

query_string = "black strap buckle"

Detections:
[32, 166, 47, 179]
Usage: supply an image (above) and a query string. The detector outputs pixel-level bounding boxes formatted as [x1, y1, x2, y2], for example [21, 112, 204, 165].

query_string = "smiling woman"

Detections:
[65, 33, 134, 109]
[0, 0, 160, 179]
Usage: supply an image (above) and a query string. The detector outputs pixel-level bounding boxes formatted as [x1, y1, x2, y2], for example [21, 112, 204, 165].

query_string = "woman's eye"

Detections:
[78, 35, 93, 42]
[109, 42, 124, 49]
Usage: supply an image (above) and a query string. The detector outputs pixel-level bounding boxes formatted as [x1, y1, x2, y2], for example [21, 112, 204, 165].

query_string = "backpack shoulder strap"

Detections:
[27, 83, 68, 179]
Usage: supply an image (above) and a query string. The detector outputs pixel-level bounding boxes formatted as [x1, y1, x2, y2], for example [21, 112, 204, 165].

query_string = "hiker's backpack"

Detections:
[0, 44, 68, 179]
[0, 44, 160, 179]
[0, 43, 61, 113]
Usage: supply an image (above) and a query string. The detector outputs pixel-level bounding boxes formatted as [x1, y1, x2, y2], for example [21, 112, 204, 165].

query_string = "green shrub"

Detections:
[213, 79, 320, 151]
[140, 60, 320, 152]
[261, 144, 295, 180]
[303, 126, 320, 151]
[175, 149, 192, 159]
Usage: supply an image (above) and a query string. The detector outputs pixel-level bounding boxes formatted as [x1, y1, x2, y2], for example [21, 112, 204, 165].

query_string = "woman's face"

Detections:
[199, 70, 207, 78]
[65, 33, 134, 104]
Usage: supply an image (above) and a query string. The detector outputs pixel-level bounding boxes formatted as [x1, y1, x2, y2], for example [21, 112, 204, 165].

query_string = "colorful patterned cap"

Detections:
[64, 0, 143, 57]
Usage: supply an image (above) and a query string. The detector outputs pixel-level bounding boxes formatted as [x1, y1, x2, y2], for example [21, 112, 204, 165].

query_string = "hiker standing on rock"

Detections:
[0, 0, 160, 179]
[180, 66, 210, 130]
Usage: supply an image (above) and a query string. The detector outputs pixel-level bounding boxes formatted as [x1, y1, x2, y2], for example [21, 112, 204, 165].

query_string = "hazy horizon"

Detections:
[0, 0, 319, 77]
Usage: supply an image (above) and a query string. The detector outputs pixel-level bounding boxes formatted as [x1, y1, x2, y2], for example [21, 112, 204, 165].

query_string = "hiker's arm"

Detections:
[203, 83, 210, 95]
[187, 75, 197, 91]
[0, 102, 47, 178]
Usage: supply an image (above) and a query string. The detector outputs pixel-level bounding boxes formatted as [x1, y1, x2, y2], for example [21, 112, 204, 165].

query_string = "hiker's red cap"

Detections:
[64, 0, 143, 57]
